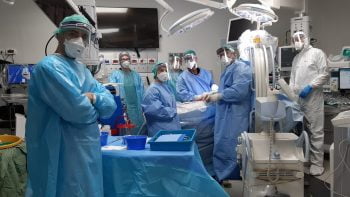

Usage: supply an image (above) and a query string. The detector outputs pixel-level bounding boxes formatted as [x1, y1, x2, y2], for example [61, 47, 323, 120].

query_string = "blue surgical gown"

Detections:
[176, 68, 214, 102]
[167, 70, 182, 101]
[25, 55, 116, 197]
[214, 60, 252, 181]
[141, 82, 181, 136]
[109, 70, 145, 134]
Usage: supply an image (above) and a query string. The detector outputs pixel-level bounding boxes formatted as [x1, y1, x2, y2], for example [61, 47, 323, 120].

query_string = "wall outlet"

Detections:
[5, 48, 16, 55]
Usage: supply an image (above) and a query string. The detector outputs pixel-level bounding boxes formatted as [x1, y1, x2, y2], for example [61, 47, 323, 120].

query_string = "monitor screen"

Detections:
[279, 47, 298, 68]
[7, 64, 35, 84]
[227, 18, 254, 43]
[97, 8, 159, 48]
[34, 0, 76, 27]
[339, 68, 350, 89]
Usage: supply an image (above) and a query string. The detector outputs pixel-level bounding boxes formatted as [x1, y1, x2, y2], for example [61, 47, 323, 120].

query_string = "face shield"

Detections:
[292, 32, 308, 51]
[171, 56, 181, 70]
[58, 22, 92, 47]
[183, 54, 197, 69]
[217, 46, 234, 66]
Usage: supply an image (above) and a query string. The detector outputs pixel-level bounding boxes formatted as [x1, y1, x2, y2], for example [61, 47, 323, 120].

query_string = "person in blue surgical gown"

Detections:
[205, 45, 252, 181]
[167, 55, 183, 101]
[142, 62, 181, 136]
[176, 50, 216, 102]
[25, 15, 116, 197]
[109, 51, 145, 134]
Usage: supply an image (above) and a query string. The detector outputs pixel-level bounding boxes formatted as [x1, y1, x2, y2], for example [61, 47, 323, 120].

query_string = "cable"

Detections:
[45, 35, 56, 56]
[322, 139, 350, 197]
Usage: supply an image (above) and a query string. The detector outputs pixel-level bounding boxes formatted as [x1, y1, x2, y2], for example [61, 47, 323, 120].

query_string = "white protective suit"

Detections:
[289, 45, 329, 174]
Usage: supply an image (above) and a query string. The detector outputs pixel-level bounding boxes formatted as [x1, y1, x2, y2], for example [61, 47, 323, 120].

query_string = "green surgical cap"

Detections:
[152, 62, 166, 78]
[216, 44, 235, 55]
[183, 50, 196, 57]
[54, 14, 91, 35]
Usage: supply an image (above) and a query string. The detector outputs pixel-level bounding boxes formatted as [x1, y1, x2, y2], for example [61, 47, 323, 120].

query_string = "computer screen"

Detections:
[278, 46, 298, 71]
[227, 18, 254, 44]
[97, 8, 159, 48]
[7, 64, 35, 84]
[339, 68, 350, 89]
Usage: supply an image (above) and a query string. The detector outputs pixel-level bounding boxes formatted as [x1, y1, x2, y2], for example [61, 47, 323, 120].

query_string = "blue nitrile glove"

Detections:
[299, 85, 313, 98]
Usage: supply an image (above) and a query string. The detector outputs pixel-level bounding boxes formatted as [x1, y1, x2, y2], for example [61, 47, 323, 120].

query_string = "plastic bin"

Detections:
[125, 135, 147, 150]
[149, 129, 196, 151]
[100, 132, 109, 146]
[0, 135, 23, 150]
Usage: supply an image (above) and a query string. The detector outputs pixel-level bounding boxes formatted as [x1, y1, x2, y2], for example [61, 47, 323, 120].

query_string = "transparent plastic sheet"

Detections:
[177, 101, 216, 175]
[276, 93, 304, 132]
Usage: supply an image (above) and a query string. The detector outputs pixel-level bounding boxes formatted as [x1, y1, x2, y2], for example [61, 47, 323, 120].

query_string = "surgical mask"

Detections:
[64, 37, 85, 59]
[294, 41, 304, 50]
[220, 56, 233, 66]
[157, 72, 169, 82]
[121, 60, 131, 68]
[186, 61, 197, 69]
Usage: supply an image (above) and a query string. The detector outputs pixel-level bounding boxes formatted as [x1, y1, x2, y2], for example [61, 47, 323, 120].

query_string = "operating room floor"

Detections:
[223, 159, 331, 197]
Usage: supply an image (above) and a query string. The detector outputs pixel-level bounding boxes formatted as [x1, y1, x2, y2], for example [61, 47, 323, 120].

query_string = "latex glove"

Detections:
[268, 89, 280, 96]
[211, 84, 219, 92]
[204, 93, 222, 103]
[299, 85, 313, 98]
[85, 92, 96, 104]
[193, 93, 209, 101]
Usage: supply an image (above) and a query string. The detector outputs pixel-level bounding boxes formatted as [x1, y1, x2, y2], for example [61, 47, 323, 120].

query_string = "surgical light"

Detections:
[230, 3, 278, 24]
[155, 0, 214, 36]
[96, 7, 128, 14]
[168, 8, 214, 35]
[99, 28, 120, 34]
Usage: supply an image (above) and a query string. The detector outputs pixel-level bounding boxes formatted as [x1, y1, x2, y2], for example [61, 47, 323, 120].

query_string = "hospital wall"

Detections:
[308, 0, 350, 56]
[0, 0, 348, 82]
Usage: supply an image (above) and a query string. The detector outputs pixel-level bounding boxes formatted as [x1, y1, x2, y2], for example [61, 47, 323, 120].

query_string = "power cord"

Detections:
[322, 139, 350, 197]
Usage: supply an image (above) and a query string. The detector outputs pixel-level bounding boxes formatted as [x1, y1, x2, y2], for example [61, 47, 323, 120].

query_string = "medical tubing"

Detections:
[296, 130, 310, 162]
[267, 120, 280, 183]
[269, 46, 276, 88]
[249, 110, 255, 132]
[45, 35, 56, 56]
[242, 131, 252, 179]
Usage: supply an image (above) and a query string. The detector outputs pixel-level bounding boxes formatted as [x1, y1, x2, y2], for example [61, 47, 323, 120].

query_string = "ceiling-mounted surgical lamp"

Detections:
[168, 8, 214, 35]
[230, 3, 278, 24]
[155, 0, 214, 36]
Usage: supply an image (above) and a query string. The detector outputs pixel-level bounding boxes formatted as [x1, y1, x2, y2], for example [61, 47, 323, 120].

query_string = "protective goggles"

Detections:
[183, 54, 196, 62]
[58, 22, 92, 46]
[292, 32, 305, 43]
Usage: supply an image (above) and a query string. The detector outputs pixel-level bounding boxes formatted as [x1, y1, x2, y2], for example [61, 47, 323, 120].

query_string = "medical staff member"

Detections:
[205, 45, 252, 181]
[289, 31, 329, 176]
[109, 52, 145, 134]
[142, 62, 181, 136]
[25, 15, 116, 197]
[177, 50, 216, 102]
[167, 55, 183, 101]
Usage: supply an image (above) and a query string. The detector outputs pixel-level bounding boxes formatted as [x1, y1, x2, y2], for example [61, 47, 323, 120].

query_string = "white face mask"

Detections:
[121, 60, 131, 68]
[220, 56, 233, 66]
[157, 72, 169, 82]
[186, 61, 197, 69]
[294, 41, 304, 50]
[64, 37, 85, 59]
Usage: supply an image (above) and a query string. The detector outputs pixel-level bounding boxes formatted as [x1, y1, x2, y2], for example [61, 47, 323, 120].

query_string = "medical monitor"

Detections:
[6, 64, 35, 84]
[227, 18, 254, 44]
[97, 8, 159, 48]
[339, 68, 350, 90]
[278, 46, 298, 71]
